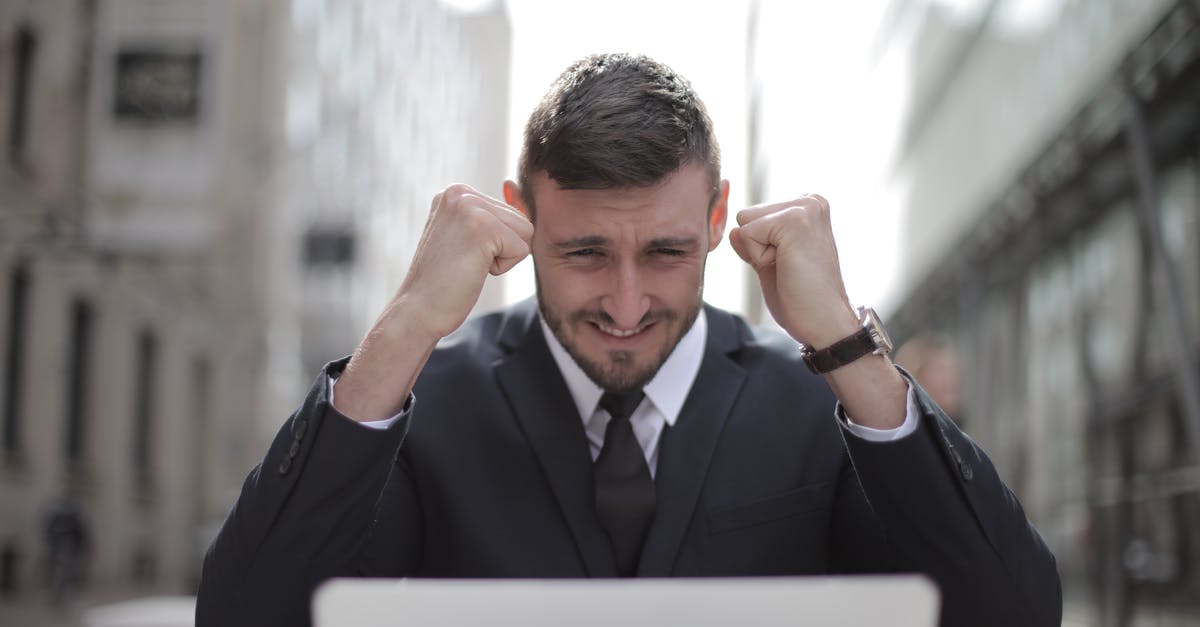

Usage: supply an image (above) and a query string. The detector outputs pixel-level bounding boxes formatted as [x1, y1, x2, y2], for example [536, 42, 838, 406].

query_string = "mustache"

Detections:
[569, 309, 678, 327]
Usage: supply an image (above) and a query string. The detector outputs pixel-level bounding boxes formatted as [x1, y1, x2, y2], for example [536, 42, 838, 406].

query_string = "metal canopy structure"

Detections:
[889, 2, 1200, 623]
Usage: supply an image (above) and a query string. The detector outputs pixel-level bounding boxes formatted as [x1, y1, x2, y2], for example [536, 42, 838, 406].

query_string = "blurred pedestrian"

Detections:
[42, 495, 89, 608]
[894, 334, 964, 426]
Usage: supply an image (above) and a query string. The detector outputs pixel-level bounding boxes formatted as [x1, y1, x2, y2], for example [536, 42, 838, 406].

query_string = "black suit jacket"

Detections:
[197, 300, 1061, 626]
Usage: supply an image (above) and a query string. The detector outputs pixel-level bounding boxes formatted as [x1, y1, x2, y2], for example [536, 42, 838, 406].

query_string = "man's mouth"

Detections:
[593, 321, 651, 338]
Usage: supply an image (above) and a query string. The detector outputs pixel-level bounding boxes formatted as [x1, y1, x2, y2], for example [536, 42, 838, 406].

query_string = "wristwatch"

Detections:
[800, 306, 894, 375]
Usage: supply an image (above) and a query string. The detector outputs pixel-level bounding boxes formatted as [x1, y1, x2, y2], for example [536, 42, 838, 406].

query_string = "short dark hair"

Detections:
[517, 53, 721, 217]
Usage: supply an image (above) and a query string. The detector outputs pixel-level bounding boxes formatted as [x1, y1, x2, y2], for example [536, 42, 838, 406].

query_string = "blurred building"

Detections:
[870, 0, 1200, 624]
[285, 0, 511, 381]
[0, 0, 509, 608]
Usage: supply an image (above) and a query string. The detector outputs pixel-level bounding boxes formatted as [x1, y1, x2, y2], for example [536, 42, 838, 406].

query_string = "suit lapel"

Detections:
[637, 306, 749, 576]
[492, 301, 618, 577]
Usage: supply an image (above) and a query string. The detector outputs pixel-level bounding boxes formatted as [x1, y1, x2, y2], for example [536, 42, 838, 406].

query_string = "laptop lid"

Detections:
[313, 575, 939, 627]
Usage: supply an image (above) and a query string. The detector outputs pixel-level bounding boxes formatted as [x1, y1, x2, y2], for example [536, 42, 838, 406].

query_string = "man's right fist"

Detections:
[396, 183, 533, 341]
[333, 184, 532, 423]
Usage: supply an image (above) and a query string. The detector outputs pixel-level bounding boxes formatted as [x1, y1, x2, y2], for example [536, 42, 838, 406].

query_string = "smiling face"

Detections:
[505, 163, 728, 394]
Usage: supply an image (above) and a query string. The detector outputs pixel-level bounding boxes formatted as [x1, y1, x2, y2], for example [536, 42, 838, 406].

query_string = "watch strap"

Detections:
[801, 326, 879, 375]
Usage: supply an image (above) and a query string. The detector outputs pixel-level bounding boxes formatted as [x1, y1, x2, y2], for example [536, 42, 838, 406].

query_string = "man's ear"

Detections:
[503, 180, 530, 219]
[707, 180, 730, 251]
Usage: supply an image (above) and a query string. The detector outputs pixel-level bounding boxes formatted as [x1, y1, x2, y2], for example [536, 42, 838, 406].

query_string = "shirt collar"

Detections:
[539, 308, 708, 428]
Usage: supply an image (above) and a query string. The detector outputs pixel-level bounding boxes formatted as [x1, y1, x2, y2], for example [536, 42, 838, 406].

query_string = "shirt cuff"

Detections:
[840, 380, 920, 442]
[327, 374, 405, 431]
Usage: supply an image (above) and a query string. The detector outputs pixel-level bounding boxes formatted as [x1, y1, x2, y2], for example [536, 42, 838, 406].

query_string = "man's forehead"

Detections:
[527, 165, 713, 213]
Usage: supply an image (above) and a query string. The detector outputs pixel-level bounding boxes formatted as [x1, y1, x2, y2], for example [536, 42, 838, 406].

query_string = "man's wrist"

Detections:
[796, 303, 859, 350]
[329, 374, 409, 431]
[801, 306, 893, 376]
[840, 378, 920, 442]
[378, 292, 450, 347]
[823, 356, 908, 430]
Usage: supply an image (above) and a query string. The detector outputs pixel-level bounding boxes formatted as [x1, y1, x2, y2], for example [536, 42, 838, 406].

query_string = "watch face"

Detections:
[861, 307, 894, 354]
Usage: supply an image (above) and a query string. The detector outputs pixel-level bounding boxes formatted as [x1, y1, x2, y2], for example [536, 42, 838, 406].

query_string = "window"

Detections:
[7, 25, 35, 167]
[132, 329, 156, 489]
[130, 545, 157, 586]
[113, 49, 202, 123]
[64, 299, 92, 465]
[0, 541, 16, 595]
[191, 356, 210, 519]
[3, 263, 29, 457]
[303, 225, 356, 267]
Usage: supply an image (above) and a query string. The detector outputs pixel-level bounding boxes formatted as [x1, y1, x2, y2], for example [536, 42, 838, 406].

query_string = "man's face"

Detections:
[506, 163, 729, 394]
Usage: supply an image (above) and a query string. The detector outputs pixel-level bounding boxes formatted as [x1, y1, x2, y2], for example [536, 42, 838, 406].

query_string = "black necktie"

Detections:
[593, 390, 655, 577]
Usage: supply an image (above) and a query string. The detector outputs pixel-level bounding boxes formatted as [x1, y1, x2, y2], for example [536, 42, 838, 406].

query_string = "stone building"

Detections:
[0, 0, 509, 603]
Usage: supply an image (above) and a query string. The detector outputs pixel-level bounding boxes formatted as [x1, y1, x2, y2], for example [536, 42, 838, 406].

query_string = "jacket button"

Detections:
[294, 419, 308, 439]
[958, 457, 974, 481]
[278, 458, 292, 475]
[288, 440, 300, 459]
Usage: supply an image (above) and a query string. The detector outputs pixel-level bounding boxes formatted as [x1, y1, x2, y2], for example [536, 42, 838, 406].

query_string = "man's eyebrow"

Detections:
[552, 235, 608, 249]
[551, 235, 701, 249]
[647, 236, 700, 249]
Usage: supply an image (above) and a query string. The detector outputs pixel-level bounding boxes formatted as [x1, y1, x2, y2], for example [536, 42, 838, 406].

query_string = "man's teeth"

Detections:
[597, 323, 645, 338]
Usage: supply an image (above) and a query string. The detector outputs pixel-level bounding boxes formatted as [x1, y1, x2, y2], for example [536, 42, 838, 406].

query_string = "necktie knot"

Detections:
[599, 391, 645, 423]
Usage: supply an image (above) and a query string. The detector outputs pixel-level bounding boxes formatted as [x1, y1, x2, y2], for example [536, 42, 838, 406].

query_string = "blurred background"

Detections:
[0, 0, 1197, 625]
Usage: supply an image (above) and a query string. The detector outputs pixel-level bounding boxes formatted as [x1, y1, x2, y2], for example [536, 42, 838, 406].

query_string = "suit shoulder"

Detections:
[705, 306, 805, 367]
[748, 325, 805, 360]
[425, 308, 507, 369]
[740, 328, 817, 384]
[708, 308, 830, 394]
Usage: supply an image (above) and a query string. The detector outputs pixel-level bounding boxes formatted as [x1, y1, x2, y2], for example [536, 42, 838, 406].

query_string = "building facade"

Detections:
[0, 0, 509, 607]
[873, 0, 1200, 624]
[282, 0, 511, 385]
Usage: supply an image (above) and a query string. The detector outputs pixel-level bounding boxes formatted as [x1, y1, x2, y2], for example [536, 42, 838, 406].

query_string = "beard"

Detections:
[536, 271, 702, 395]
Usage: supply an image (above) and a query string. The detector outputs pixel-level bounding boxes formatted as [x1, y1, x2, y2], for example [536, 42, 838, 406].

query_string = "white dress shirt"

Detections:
[334, 309, 921, 462]
[539, 312, 708, 477]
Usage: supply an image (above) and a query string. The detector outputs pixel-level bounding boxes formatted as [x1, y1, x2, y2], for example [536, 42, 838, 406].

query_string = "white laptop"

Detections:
[313, 575, 940, 627]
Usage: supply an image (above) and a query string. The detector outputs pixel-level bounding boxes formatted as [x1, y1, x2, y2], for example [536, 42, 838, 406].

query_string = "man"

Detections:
[894, 334, 965, 426]
[43, 495, 89, 607]
[197, 54, 1060, 627]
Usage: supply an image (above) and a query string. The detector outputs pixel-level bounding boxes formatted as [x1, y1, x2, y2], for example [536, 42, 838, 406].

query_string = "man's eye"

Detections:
[567, 248, 599, 257]
[654, 248, 686, 257]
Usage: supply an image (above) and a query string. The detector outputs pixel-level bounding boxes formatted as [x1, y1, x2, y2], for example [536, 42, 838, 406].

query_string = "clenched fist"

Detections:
[728, 194, 859, 349]
[399, 184, 534, 340]
[730, 193, 907, 428]
[334, 184, 532, 422]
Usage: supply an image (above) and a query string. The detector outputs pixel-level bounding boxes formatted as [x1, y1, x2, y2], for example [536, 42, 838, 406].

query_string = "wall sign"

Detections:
[113, 49, 202, 122]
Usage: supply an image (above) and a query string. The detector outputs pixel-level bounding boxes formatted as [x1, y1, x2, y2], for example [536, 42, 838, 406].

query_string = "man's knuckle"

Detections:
[442, 182, 474, 200]
[461, 206, 492, 231]
[805, 194, 830, 213]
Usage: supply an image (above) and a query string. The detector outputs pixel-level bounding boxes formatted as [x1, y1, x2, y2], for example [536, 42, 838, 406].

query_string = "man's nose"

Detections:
[601, 261, 651, 329]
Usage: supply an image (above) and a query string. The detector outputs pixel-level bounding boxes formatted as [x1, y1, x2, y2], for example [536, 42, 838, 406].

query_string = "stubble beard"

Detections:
[536, 271, 702, 395]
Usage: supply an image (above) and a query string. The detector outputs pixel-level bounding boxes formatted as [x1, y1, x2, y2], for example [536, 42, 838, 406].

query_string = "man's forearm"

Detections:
[197, 367, 415, 626]
[333, 296, 440, 422]
[802, 306, 909, 430]
[823, 353, 909, 430]
[840, 393, 1062, 627]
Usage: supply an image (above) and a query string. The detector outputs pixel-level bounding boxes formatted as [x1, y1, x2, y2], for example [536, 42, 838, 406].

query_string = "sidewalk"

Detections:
[0, 586, 184, 627]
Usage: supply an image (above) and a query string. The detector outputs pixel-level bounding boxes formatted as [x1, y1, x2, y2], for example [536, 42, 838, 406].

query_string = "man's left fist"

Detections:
[728, 194, 860, 350]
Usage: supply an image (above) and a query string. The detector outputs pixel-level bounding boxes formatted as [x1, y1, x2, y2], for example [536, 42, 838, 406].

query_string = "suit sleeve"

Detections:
[838, 372, 1062, 627]
[195, 358, 423, 627]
